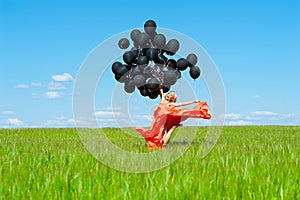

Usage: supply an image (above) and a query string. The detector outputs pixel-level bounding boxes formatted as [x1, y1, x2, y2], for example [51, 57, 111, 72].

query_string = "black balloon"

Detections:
[162, 85, 170, 93]
[131, 66, 140, 76]
[163, 70, 177, 85]
[139, 88, 148, 96]
[112, 61, 122, 74]
[137, 55, 149, 66]
[124, 80, 135, 93]
[176, 58, 189, 71]
[124, 64, 132, 71]
[166, 39, 180, 54]
[165, 51, 175, 56]
[189, 66, 201, 79]
[114, 20, 202, 99]
[114, 74, 121, 82]
[148, 90, 159, 99]
[116, 65, 128, 76]
[146, 48, 159, 60]
[145, 77, 160, 90]
[136, 32, 151, 48]
[141, 48, 149, 56]
[118, 38, 130, 49]
[115, 74, 127, 83]
[149, 31, 157, 41]
[123, 51, 135, 65]
[148, 94, 158, 99]
[137, 85, 145, 90]
[166, 59, 177, 70]
[131, 49, 139, 59]
[186, 53, 198, 66]
[144, 20, 157, 35]
[130, 29, 141, 42]
[133, 41, 139, 48]
[133, 74, 146, 87]
[153, 34, 166, 49]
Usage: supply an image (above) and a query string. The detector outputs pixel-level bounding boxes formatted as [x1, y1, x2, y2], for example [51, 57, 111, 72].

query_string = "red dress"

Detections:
[136, 102, 211, 149]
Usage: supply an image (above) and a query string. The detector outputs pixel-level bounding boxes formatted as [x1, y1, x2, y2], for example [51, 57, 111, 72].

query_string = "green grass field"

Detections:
[1, 126, 299, 199]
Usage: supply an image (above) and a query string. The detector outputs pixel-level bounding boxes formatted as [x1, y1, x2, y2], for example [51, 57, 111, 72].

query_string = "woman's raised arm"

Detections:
[159, 87, 164, 99]
[170, 100, 201, 107]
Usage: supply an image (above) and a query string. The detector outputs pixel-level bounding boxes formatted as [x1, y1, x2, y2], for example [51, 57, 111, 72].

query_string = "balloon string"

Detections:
[150, 40, 154, 48]
[129, 68, 133, 79]
[138, 48, 142, 58]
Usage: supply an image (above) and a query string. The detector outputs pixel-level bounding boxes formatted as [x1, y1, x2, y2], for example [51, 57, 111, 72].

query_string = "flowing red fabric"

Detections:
[136, 102, 211, 149]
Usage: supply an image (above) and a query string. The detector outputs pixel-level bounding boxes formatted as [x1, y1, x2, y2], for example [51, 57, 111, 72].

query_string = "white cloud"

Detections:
[93, 107, 144, 127]
[52, 73, 73, 82]
[15, 84, 29, 89]
[254, 95, 261, 99]
[97, 118, 135, 127]
[38, 116, 75, 127]
[48, 82, 66, 90]
[101, 106, 124, 111]
[7, 118, 24, 126]
[31, 82, 43, 87]
[16, 82, 44, 89]
[94, 111, 124, 117]
[252, 111, 279, 116]
[45, 92, 63, 99]
[227, 120, 253, 126]
[30, 125, 40, 128]
[251, 111, 296, 120]
[279, 113, 296, 119]
[223, 113, 242, 120]
[2, 111, 14, 115]
[223, 110, 299, 125]
[97, 118, 117, 122]
[67, 118, 75, 123]
[71, 116, 98, 128]
[56, 116, 68, 120]
[92, 108, 136, 127]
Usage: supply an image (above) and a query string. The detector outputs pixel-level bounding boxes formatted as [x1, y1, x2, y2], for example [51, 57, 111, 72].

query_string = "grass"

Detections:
[0, 126, 299, 199]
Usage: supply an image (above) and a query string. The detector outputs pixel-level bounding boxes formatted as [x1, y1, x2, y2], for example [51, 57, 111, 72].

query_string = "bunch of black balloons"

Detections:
[112, 20, 201, 99]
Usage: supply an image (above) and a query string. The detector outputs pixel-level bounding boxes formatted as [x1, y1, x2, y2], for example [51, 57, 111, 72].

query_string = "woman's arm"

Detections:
[170, 100, 201, 107]
[159, 87, 164, 99]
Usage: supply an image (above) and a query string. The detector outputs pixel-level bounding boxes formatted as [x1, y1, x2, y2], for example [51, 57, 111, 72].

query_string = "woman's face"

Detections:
[165, 92, 177, 102]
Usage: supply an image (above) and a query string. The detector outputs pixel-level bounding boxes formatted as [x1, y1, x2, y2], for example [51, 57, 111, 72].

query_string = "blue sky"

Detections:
[1, 0, 299, 128]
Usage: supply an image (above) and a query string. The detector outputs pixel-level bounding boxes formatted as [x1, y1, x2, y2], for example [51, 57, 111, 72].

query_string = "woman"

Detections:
[136, 90, 211, 149]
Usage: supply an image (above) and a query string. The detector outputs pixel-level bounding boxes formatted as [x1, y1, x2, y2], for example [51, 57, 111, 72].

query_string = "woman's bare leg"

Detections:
[161, 125, 177, 146]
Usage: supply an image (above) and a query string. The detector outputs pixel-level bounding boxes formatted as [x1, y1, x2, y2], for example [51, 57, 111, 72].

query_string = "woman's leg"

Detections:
[161, 125, 177, 146]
